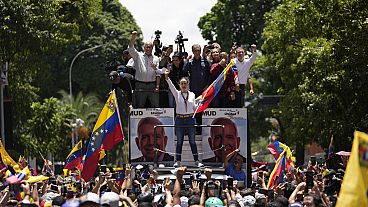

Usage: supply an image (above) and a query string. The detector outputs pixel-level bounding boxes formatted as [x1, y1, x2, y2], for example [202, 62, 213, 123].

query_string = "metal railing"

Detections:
[153, 124, 225, 168]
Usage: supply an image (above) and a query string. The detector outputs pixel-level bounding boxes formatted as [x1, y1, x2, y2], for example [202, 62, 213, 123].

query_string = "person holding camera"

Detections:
[110, 71, 134, 108]
[128, 31, 160, 108]
[164, 69, 204, 168]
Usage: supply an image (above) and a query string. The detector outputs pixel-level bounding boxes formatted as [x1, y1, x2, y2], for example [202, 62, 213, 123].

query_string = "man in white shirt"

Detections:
[128, 31, 160, 108]
[235, 45, 257, 107]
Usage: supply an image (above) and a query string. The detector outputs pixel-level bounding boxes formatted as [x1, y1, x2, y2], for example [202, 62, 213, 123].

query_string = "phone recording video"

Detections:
[227, 177, 233, 189]
[100, 165, 107, 173]
[306, 171, 314, 188]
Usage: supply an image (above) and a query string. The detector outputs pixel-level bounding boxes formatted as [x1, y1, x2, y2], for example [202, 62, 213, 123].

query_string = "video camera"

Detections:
[175, 31, 188, 54]
[102, 58, 121, 73]
[154, 30, 163, 57]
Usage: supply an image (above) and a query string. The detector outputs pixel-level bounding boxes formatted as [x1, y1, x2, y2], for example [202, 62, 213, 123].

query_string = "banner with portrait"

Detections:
[129, 108, 175, 164]
[202, 108, 248, 164]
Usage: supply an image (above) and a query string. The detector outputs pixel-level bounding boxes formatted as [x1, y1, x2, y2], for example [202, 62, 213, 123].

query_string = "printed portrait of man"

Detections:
[203, 117, 242, 163]
[131, 117, 174, 162]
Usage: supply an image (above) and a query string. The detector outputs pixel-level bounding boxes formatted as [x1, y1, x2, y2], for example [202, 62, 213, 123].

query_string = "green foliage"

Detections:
[198, 0, 281, 51]
[0, 0, 141, 160]
[43, 0, 142, 99]
[198, 0, 282, 141]
[58, 90, 102, 129]
[262, 0, 368, 150]
[20, 98, 75, 160]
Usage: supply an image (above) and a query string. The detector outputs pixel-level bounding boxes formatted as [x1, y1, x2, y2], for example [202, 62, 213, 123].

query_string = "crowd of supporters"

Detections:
[0, 156, 345, 207]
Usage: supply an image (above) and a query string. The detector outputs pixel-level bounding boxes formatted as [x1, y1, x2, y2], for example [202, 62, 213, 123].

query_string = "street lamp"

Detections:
[69, 44, 105, 101]
[71, 118, 85, 147]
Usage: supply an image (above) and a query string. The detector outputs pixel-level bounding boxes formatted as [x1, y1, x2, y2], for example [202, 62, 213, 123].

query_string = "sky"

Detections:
[120, 0, 217, 54]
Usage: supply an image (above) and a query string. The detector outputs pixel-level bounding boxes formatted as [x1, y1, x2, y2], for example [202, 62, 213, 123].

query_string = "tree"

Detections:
[42, 0, 142, 99]
[0, 0, 141, 160]
[58, 90, 102, 130]
[198, 0, 283, 142]
[20, 98, 75, 160]
[198, 0, 281, 51]
[261, 0, 368, 150]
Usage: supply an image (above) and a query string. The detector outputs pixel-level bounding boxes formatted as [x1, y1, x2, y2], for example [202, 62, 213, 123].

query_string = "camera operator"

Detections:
[158, 45, 174, 107]
[128, 31, 161, 108]
[109, 70, 134, 107]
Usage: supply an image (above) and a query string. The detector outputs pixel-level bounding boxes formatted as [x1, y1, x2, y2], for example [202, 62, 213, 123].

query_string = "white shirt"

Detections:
[126, 58, 135, 68]
[127, 47, 160, 82]
[166, 78, 196, 115]
[235, 52, 257, 84]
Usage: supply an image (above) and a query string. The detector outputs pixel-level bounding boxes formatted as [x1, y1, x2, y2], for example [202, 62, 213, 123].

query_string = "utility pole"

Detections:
[0, 62, 8, 147]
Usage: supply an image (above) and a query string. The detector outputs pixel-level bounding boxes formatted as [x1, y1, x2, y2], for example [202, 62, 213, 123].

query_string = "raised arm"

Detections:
[129, 31, 138, 48]
[165, 69, 179, 97]
[128, 31, 139, 60]
[224, 149, 239, 167]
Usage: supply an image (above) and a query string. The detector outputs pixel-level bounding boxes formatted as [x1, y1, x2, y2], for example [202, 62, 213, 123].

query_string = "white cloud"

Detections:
[120, 0, 216, 54]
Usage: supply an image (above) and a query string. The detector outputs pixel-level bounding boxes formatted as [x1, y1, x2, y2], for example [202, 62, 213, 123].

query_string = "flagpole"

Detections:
[112, 90, 128, 163]
[192, 60, 235, 118]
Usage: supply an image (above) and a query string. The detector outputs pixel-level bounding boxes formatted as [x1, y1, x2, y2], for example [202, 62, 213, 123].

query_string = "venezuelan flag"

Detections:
[267, 150, 286, 189]
[64, 140, 83, 170]
[81, 90, 124, 181]
[194, 59, 235, 113]
[268, 141, 294, 171]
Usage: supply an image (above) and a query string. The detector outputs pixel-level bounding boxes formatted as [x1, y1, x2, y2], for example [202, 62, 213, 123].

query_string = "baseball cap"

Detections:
[101, 192, 120, 207]
[61, 199, 80, 207]
[242, 195, 256, 205]
[180, 196, 189, 207]
[289, 202, 303, 207]
[80, 192, 100, 205]
[205, 197, 224, 207]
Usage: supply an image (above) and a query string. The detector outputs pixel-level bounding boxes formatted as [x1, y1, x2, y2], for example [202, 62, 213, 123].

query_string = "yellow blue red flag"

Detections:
[194, 60, 235, 114]
[64, 140, 83, 170]
[81, 90, 124, 181]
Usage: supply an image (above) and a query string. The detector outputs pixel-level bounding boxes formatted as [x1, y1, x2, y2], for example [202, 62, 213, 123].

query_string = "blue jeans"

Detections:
[175, 117, 198, 161]
[168, 91, 176, 108]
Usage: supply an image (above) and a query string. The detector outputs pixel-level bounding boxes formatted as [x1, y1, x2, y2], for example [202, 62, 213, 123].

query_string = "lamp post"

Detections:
[69, 44, 104, 100]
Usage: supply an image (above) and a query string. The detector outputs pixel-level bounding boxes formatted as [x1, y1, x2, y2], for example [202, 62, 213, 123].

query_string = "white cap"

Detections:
[100, 192, 120, 207]
[180, 196, 189, 207]
[80, 192, 100, 204]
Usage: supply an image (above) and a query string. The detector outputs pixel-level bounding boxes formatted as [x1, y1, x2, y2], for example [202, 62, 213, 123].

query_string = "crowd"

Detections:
[111, 31, 257, 109]
[0, 155, 345, 207]
[0, 31, 355, 206]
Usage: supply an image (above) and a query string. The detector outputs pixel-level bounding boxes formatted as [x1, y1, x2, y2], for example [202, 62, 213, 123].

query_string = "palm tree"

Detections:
[58, 90, 102, 132]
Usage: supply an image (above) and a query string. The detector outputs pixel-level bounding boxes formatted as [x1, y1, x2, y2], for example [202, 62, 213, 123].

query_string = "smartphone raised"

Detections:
[227, 177, 233, 189]
[100, 165, 107, 173]
[306, 171, 314, 188]
[310, 156, 317, 166]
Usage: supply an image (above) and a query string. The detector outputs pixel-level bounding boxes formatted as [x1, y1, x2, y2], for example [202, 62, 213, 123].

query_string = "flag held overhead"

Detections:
[81, 90, 124, 181]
